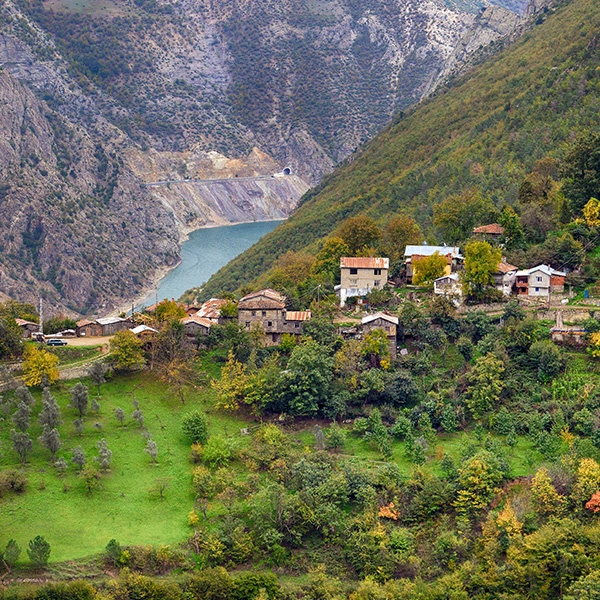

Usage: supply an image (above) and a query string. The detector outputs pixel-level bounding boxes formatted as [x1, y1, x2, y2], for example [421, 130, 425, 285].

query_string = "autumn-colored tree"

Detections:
[269, 251, 315, 288]
[361, 329, 391, 369]
[585, 491, 600, 513]
[462, 241, 502, 301]
[583, 198, 600, 227]
[154, 299, 186, 323]
[588, 332, 600, 359]
[336, 215, 381, 255]
[496, 503, 522, 542]
[212, 351, 249, 411]
[530, 467, 565, 518]
[312, 237, 350, 283]
[22, 346, 59, 387]
[110, 330, 146, 371]
[412, 252, 448, 287]
[379, 214, 423, 264]
[572, 458, 600, 507]
[465, 353, 505, 420]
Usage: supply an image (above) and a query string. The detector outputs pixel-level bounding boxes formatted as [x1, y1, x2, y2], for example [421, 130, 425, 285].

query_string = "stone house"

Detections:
[515, 265, 566, 298]
[404, 245, 462, 284]
[181, 315, 213, 338]
[494, 261, 518, 296]
[197, 298, 229, 323]
[362, 313, 398, 359]
[433, 273, 462, 298]
[238, 289, 311, 345]
[472, 223, 505, 241]
[15, 318, 40, 338]
[337, 257, 390, 306]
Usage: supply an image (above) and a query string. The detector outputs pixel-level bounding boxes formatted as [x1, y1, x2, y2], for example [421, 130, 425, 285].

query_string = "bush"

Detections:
[27, 535, 51, 567]
[182, 411, 209, 445]
[0, 469, 27, 496]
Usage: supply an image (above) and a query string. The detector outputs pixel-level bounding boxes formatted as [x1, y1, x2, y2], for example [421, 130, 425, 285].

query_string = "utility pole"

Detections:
[38, 297, 43, 335]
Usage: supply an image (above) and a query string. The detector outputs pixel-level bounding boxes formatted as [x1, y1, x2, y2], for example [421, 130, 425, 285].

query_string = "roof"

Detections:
[97, 316, 129, 326]
[497, 261, 519, 274]
[15, 318, 38, 327]
[181, 315, 213, 328]
[340, 257, 389, 269]
[285, 311, 311, 322]
[404, 245, 462, 259]
[362, 312, 399, 325]
[239, 289, 286, 309]
[434, 273, 461, 283]
[130, 325, 158, 335]
[473, 223, 505, 235]
[516, 264, 566, 277]
[76, 319, 95, 327]
[197, 298, 229, 320]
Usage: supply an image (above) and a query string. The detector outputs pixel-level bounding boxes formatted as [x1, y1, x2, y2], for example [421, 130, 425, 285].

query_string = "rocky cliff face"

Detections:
[0, 0, 538, 314]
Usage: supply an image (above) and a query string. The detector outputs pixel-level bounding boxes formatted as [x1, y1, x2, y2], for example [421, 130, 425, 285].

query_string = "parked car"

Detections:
[47, 338, 68, 346]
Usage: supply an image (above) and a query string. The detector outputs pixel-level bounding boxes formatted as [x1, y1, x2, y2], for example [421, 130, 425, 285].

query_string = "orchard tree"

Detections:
[12, 401, 31, 432]
[114, 407, 126, 426]
[95, 438, 112, 471]
[88, 361, 109, 396]
[10, 430, 32, 465]
[81, 465, 101, 495]
[39, 388, 62, 430]
[412, 252, 448, 287]
[110, 330, 145, 371]
[22, 346, 59, 387]
[462, 241, 502, 301]
[69, 382, 89, 418]
[72, 445, 86, 470]
[39, 426, 61, 461]
[15, 386, 35, 407]
[145, 439, 158, 464]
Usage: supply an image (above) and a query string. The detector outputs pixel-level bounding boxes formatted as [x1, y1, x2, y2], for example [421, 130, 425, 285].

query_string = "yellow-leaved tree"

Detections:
[583, 197, 600, 227]
[22, 346, 59, 387]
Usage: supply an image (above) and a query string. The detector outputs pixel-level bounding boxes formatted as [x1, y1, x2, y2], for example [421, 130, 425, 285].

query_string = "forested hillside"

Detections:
[201, 0, 600, 298]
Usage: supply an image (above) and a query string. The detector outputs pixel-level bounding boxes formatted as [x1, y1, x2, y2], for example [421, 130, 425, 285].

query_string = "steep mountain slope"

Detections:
[200, 0, 600, 297]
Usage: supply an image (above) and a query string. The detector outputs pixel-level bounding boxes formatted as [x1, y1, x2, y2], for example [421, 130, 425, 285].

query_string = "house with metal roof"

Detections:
[403, 244, 463, 284]
[515, 265, 566, 298]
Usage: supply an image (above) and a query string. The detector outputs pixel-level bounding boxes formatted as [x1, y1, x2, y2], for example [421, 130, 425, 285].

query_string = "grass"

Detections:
[0, 371, 250, 563]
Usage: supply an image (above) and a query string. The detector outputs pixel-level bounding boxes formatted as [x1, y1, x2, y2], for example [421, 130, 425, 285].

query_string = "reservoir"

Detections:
[139, 220, 283, 308]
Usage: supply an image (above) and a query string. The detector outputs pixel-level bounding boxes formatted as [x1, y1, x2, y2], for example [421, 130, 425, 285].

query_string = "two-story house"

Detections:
[337, 257, 390, 306]
[494, 261, 519, 296]
[515, 265, 566, 298]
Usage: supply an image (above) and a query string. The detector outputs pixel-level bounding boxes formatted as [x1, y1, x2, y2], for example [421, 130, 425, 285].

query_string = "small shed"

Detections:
[362, 312, 399, 359]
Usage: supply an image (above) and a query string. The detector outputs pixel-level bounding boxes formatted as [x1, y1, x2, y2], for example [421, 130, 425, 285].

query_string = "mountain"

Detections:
[200, 0, 600, 298]
[0, 0, 530, 314]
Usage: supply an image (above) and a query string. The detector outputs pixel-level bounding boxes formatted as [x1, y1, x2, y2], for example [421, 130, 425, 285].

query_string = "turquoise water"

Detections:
[138, 220, 283, 308]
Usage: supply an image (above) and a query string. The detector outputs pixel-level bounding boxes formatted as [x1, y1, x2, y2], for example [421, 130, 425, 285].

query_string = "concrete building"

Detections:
[337, 257, 389, 306]
[494, 261, 519, 296]
[433, 273, 462, 297]
[515, 265, 566, 298]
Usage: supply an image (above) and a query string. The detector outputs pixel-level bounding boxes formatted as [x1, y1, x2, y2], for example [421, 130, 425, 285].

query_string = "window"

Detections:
[295, 323, 300, 328]
[245, 321, 250, 328]
[536, 276, 542, 282]
[251, 310, 256, 316]
[535, 287, 539, 292]
[374, 269, 381, 275]
[267, 321, 273, 327]
[262, 311, 267, 317]
[374, 280, 380, 287]
[350, 279, 358, 285]
[350, 268, 358, 275]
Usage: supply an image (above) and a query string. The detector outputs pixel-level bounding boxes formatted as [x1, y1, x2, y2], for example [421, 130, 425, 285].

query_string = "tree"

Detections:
[81, 465, 101, 495]
[529, 340, 564, 381]
[10, 430, 32, 465]
[433, 189, 496, 243]
[73, 418, 84, 436]
[145, 439, 159, 464]
[105, 539, 122, 565]
[12, 401, 31, 432]
[131, 408, 144, 428]
[312, 237, 350, 282]
[412, 252, 448, 287]
[462, 241, 502, 301]
[182, 411, 209, 444]
[154, 299, 186, 323]
[55, 457, 68, 476]
[4, 539, 21, 569]
[562, 131, 600, 214]
[0, 317, 24, 359]
[531, 467, 565, 518]
[95, 438, 112, 471]
[39, 426, 61, 461]
[39, 388, 62, 430]
[583, 198, 600, 227]
[379, 214, 423, 265]
[114, 407, 126, 426]
[110, 330, 146, 370]
[72, 445, 86, 470]
[149, 477, 171, 501]
[27, 536, 50, 567]
[159, 357, 199, 405]
[336, 215, 381, 255]
[22, 346, 59, 387]
[498, 205, 525, 249]
[465, 353, 505, 419]
[361, 329, 391, 369]
[88, 361, 109, 396]
[43, 316, 77, 335]
[572, 458, 600, 507]
[69, 382, 89, 418]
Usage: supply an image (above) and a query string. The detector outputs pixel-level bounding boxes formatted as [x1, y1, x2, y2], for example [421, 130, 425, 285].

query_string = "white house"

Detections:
[433, 272, 462, 297]
[494, 261, 519, 296]
[515, 265, 566, 298]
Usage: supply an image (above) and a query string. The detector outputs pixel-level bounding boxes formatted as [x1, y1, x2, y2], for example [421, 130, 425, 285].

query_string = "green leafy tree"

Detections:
[562, 131, 600, 214]
[336, 215, 381, 254]
[529, 340, 564, 381]
[361, 328, 391, 369]
[182, 411, 209, 444]
[4, 539, 21, 569]
[379, 214, 423, 265]
[69, 382, 89, 418]
[110, 330, 146, 371]
[154, 299, 186, 323]
[43, 316, 77, 335]
[27, 536, 51, 567]
[105, 539, 122, 566]
[498, 205, 525, 249]
[462, 241, 502, 301]
[465, 353, 505, 419]
[313, 237, 351, 282]
[0, 317, 24, 359]
[412, 252, 448, 287]
[81, 465, 101, 495]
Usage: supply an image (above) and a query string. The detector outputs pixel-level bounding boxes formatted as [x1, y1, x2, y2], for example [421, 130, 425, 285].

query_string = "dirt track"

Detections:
[55, 336, 112, 347]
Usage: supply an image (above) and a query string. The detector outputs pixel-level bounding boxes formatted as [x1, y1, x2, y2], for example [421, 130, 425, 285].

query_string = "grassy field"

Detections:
[0, 370, 251, 563]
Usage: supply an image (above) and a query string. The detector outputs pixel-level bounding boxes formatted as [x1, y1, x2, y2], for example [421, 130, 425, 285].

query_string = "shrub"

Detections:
[182, 411, 209, 445]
